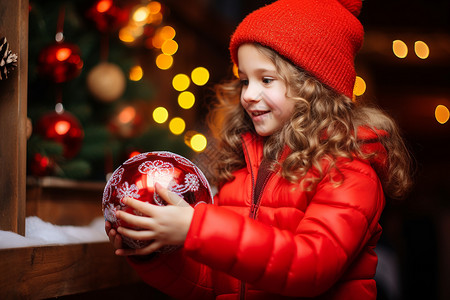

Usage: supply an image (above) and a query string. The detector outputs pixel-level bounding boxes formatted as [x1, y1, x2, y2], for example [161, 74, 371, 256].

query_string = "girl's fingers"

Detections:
[116, 210, 156, 229]
[122, 197, 154, 216]
[117, 226, 157, 240]
[155, 182, 190, 207]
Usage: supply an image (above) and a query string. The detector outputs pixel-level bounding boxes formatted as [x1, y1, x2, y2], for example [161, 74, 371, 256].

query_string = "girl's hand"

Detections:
[114, 182, 194, 256]
[105, 220, 124, 251]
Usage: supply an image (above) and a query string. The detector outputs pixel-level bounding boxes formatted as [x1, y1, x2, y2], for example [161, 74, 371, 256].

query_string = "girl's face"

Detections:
[238, 44, 295, 137]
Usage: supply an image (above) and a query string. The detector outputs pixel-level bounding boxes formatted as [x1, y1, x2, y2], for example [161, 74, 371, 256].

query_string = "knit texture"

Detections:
[230, 0, 364, 98]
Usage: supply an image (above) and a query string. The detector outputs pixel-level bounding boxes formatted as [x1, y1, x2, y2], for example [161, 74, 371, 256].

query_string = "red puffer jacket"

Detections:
[128, 129, 387, 299]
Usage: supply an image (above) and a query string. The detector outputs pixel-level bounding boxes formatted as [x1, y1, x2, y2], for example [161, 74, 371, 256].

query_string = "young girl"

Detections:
[106, 0, 412, 299]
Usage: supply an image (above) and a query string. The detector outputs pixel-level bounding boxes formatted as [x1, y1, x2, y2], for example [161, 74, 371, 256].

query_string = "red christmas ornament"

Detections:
[36, 110, 84, 159]
[28, 153, 54, 177]
[38, 42, 83, 83]
[102, 151, 214, 250]
[86, 0, 130, 33]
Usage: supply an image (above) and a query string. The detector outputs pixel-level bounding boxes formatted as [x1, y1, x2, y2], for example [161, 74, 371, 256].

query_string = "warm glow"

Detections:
[128, 151, 141, 159]
[56, 48, 72, 61]
[353, 76, 366, 96]
[178, 91, 195, 109]
[435, 105, 450, 124]
[172, 74, 190, 91]
[153, 106, 169, 124]
[132, 6, 150, 25]
[155, 54, 173, 70]
[393, 40, 408, 58]
[152, 34, 165, 48]
[415, 41, 430, 59]
[54, 120, 71, 135]
[96, 0, 112, 13]
[191, 67, 209, 86]
[147, 1, 161, 14]
[169, 117, 186, 135]
[159, 26, 176, 40]
[119, 27, 135, 43]
[148, 12, 163, 25]
[190, 133, 207, 152]
[118, 106, 136, 124]
[233, 64, 239, 78]
[161, 39, 178, 55]
[129, 65, 143, 81]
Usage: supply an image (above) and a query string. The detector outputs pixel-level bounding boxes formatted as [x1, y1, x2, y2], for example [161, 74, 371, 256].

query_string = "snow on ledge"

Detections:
[0, 216, 108, 249]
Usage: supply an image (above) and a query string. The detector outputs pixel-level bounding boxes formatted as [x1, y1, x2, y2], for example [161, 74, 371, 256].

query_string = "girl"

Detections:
[106, 0, 412, 299]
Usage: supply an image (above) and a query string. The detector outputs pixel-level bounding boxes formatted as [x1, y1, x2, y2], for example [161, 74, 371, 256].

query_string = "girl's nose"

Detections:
[241, 83, 261, 103]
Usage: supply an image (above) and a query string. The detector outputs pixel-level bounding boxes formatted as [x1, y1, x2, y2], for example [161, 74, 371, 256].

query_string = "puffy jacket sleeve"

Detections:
[184, 160, 385, 297]
[126, 248, 214, 299]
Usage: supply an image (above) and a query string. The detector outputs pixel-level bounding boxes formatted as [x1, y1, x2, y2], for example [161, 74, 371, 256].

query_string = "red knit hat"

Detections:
[230, 0, 364, 99]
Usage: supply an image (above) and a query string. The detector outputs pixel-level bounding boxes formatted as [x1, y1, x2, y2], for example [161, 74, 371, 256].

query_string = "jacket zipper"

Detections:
[240, 141, 273, 299]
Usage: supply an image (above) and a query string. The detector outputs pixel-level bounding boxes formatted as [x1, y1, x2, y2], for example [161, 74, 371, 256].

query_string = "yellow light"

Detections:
[161, 39, 178, 55]
[129, 65, 143, 81]
[147, 1, 161, 14]
[178, 91, 195, 109]
[153, 106, 169, 124]
[190, 133, 207, 152]
[415, 41, 430, 59]
[155, 54, 173, 70]
[132, 6, 150, 25]
[232, 64, 239, 78]
[149, 12, 163, 25]
[353, 76, 366, 96]
[191, 67, 210, 86]
[159, 26, 176, 40]
[393, 40, 408, 58]
[435, 105, 450, 124]
[172, 74, 190, 91]
[169, 117, 186, 135]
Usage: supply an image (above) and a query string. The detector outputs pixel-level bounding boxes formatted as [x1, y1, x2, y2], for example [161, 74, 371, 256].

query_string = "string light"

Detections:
[169, 117, 186, 135]
[393, 40, 408, 58]
[353, 76, 366, 96]
[191, 67, 210, 86]
[153, 107, 168, 124]
[178, 91, 195, 109]
[172, 74, 190, 91]
[435, 105, 449, 124]
[414, 41, 429, 59]
[155, 54, 173, 70]
[190, 133, 207, 152]
[161, 39, 178, 55]
[129, 65, 143, 81]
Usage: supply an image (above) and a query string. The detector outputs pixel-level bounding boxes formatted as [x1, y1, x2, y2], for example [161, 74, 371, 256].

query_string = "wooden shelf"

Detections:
[0, 242, 143, 298]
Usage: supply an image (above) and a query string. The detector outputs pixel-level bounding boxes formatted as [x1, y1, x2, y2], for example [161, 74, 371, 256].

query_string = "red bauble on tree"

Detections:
[102, 151, 213, 251]
[36, 110, 84, 159]
[38, 41, 83, 83]
[86, 0, 130, 33]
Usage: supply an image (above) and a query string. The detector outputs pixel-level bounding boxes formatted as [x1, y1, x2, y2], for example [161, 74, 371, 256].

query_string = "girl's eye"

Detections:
[262, 77, 274, 84]
[240, 79, 249, 86]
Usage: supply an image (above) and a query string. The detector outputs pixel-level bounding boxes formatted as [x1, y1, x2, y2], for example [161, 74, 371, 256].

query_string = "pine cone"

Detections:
[0, 37, 18, 80]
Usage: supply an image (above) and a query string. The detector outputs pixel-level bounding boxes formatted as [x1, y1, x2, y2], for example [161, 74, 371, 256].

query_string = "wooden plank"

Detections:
[0, 242, 142, 299]
[0, 0, 28, 234]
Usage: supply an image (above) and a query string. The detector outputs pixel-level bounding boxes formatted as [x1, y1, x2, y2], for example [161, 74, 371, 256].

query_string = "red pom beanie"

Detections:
[230, 0, 364, 99]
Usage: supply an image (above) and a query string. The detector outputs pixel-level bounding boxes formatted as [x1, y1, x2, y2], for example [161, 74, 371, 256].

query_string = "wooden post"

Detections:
[0, 0, 29, 235]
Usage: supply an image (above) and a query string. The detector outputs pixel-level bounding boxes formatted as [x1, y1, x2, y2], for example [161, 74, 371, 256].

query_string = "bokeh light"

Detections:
[435, 105, 449, 124]
[169, 117, 186, 135]
[159, 26, 176, 40]
[156, 54, 173, 70]
[178, 91, 195, 109]
[414, 41, 430, 59]
[172, 74, 190, 91]
[191, 67, 210, 86]
[393, 40, 408, 58]
[190, 133, 207, 152]
[129, 65, 143, 81]
[161, 39, 178, 55]
[152, 106, 169, 124]
[353, 76, 366, 97]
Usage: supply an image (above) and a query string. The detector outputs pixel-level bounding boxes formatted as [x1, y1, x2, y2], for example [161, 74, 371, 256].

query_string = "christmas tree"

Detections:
[27, 0, 223, 181]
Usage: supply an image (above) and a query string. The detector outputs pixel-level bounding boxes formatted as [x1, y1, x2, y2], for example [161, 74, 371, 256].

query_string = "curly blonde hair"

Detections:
[207, 44, 412, 199]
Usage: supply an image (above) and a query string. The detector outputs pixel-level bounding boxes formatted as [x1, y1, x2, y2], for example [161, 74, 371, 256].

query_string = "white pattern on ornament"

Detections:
[116, 181, 140, 205]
